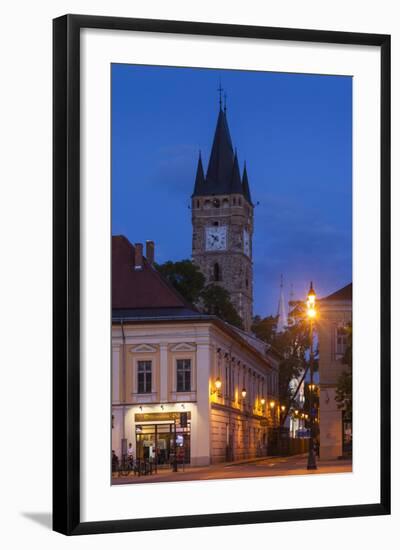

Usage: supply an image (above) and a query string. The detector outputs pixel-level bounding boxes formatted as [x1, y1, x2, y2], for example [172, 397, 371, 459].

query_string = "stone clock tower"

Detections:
[191, 102, 254, 332]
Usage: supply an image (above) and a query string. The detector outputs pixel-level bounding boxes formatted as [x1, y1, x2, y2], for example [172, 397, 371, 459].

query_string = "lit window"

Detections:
[137, 361, 152, 394]
[177, 359, 191, 392]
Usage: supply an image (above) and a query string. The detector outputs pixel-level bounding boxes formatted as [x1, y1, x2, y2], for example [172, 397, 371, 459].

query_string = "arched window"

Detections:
[213, 262, 221, 282]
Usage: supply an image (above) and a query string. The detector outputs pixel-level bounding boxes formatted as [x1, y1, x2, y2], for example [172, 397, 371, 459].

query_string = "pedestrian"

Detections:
[127, 442, 134, 468]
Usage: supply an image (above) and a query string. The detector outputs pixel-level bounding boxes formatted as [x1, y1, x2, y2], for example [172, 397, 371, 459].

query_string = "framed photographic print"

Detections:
[53, 14, 390, 535]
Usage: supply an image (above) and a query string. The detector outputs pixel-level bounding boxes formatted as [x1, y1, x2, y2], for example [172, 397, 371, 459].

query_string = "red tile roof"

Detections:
[112, 236, 193, 310]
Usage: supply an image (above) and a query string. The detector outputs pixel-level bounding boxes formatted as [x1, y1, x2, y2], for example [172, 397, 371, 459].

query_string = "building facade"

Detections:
[111, 236, 280, 467]
[191, 104, 254, 332]
[317, 283, 352, 459]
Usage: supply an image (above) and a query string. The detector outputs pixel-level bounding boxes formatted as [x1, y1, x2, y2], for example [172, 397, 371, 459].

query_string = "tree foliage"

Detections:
[335, 323, 352, 417]
[200, 284, 244, 329]
[252, 301, 315, 413]
[156, 260, 243, 328]
[156, 260, 205, 304]
[251, 315, 277, 343]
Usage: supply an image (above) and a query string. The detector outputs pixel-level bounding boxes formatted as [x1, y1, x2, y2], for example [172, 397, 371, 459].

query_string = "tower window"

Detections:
[213, 263, 221, 282]
[233, 198, 236, 206]
[213, 198, 220, 208]
[196, 200, 200, 208]
[238, 198, 242, 206]
[213, 221, 219, 227]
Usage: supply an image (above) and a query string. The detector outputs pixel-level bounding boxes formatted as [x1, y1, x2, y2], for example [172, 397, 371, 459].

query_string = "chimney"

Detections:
[146, 240, 155, 265]
[134, 243, 143, 270]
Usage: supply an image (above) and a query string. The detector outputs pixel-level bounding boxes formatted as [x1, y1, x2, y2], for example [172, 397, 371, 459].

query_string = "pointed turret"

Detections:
[206, 107, 234, 187]
[230, 149, 242, 194]
[192, 152, 205, 196]
[192, 96, 253, 204]
[276, 275, 288, 333]
[242, 162, 252, 205]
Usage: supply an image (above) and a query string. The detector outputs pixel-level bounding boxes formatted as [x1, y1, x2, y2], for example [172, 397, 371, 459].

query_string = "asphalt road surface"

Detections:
[112, 454, 352, 485]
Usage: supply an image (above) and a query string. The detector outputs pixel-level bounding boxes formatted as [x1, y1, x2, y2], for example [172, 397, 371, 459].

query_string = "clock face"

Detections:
[205, 226, 227, 251]
[243, 229, 250, 256]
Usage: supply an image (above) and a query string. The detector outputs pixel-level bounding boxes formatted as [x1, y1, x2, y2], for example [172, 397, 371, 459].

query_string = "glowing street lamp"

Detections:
[241, 388, 247, 399]
[210, 377, 222, 396]
[307, 281, 317, 318]
[306, 281, 318, 471]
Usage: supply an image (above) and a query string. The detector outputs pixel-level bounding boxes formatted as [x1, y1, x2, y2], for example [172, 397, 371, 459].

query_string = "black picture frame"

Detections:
[53, 14, 391, 535]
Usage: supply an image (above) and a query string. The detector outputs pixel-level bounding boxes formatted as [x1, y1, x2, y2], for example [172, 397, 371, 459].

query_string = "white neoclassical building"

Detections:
[111, 236, 280, 468]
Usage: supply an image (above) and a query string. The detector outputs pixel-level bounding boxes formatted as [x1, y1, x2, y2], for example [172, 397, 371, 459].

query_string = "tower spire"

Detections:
[192, 151, 205, 196]
[276, 274, 288, 333]
[242, 161, 252, 205]
[230, 148, 242, 193]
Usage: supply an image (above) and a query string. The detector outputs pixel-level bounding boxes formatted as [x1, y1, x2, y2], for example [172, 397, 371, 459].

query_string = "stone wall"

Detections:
[192, 194, 254, 331]
[210, 405, 268, 463]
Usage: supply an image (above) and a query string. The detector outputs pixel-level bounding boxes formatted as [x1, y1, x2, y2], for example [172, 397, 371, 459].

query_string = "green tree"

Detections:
[335, 323, 352, 416]
[156, 260, 243, 329]
[251, 315, 277, 343]
[200, 284, 244, 329]
[252, 302, 314, 414]
[156, 260, 205, 305]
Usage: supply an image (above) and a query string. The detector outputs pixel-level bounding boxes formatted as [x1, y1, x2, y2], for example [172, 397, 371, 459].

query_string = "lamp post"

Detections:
[306, 281, 317, 470]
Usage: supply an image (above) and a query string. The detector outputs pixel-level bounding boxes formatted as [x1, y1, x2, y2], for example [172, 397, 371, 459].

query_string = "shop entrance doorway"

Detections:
[135, 415, 191, 467]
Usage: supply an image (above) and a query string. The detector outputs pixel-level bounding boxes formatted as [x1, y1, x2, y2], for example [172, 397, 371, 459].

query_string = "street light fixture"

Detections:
[241, 388, 247, 399]
[210, 377, 222, 395]
[306, 281, 318, 470]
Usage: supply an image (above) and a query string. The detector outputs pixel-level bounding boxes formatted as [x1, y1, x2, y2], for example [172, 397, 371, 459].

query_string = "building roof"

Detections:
[192, 152, 205, 196]
[112, 235, 196, 311]
[320, 283, 352, 302]
[112, 236, 278, 367]
[192, 107, 252, 203]
[242, 163, 252, 204]
[112, 307, 209, 321]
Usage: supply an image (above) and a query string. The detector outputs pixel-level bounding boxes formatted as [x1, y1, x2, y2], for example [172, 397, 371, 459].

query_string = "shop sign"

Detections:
[135, 411, 191, 422]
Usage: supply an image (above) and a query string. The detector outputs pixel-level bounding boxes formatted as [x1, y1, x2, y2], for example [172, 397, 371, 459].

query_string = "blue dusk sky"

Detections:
[112, 64, 352, 318]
